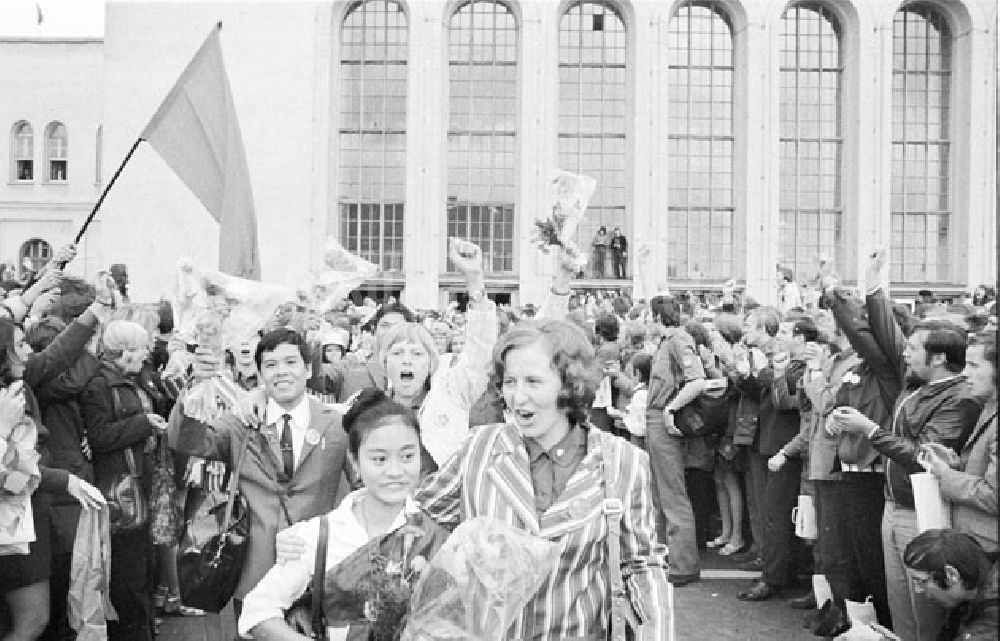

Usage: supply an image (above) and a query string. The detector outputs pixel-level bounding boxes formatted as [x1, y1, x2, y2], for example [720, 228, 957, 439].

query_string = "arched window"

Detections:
[890, 4, 951, 283]
[667, 1, 736, 280]
[20, 239, 52, 277]
[11, 121, 33, 181]
[447, 0, 518, 274]
[338, 0, 408, 272]
[46, 121, 68, 181]
[778, 3, 843, 281]
[558, 1, 627, 280]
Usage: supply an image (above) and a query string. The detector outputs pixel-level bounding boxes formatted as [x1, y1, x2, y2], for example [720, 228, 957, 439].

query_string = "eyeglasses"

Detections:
[910, 573, 934, 589]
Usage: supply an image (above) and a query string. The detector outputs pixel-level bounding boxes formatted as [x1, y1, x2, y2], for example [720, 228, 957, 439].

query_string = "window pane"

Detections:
[338, 0, 407, 273]
[558, 1, 628, 279]
[667, 1, 735, 280]
[778, 4, 843, 280]
[890, 4, 952, 282]
[13, 122, 33, 181]
[47, 123, 68, 180]
[447, 0, 518, 274]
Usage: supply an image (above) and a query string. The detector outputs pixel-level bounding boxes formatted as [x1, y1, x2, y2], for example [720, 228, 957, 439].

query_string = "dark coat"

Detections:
[80, 361, 165, 492]
[34, 352, 101, 485]
[733, 362, 803, 457]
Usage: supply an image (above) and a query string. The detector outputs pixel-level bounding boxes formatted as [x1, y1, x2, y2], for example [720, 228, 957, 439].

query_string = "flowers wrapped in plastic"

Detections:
[315, 510, 450, 640]
[312, 237, 380, 313]
[530, 169, 597, 271]
[0, 383, 41, 555]
[399, 517, 561, 641]
[174, 260, 295, 422]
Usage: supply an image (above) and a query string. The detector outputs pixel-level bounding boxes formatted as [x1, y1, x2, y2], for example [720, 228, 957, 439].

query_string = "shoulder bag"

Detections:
[100, 387, 150, 534]
[600, 434, 644, 641]
[285, 515, 330, 640]
[176, 428, 252, 613]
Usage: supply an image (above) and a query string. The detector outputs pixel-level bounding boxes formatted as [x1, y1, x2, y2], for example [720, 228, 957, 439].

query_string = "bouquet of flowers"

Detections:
[320, 511, 451, 641]
[174, 260, 295, 422]
[0, 383, 41, 555]
[400, 517, 561, 641]
[529, 170, 596, 276]
[312, 237, 380, 313]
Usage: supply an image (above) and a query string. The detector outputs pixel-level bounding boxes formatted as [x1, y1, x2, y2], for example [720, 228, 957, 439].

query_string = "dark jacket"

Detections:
[733, 362, 804, 457]
[860, 288, 981, 508]
[81, 361, 165, 492]
[34, 352, 101, 485]
[22, 316, 99, 495]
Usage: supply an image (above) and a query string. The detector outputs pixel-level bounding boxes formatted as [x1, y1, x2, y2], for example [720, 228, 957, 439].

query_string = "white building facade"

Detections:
[2, 0, 996, 309]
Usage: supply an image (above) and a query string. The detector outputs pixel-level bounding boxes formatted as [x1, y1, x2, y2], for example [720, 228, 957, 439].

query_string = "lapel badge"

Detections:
[305, 428, 321, 446]
[568, 498, 589, 520]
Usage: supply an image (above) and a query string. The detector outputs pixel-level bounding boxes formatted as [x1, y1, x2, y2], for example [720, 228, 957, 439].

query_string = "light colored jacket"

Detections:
[414, 423, 671, 641]
[418, 298, 496, 465]
[939, 400, 998, 554]
[171, 395, 350, 597]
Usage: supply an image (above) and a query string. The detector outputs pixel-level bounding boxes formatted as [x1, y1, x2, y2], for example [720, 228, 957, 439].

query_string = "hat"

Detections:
[321, 327, 350, 349]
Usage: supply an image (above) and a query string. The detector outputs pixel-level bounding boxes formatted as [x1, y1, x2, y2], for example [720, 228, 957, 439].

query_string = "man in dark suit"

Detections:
[172, 329, 351, 628]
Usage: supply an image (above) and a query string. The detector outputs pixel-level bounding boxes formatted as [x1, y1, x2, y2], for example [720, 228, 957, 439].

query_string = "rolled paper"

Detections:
[911, 472, 952, 532]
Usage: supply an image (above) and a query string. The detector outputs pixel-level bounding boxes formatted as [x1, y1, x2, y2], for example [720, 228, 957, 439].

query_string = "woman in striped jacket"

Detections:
[414, 318, 672, 641]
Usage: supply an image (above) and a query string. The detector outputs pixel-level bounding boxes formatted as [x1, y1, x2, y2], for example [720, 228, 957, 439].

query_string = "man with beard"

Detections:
[828, 250, 981, 641]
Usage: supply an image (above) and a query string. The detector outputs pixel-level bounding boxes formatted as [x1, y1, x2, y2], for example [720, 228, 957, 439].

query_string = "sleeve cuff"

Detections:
[866, 424, 880, 439]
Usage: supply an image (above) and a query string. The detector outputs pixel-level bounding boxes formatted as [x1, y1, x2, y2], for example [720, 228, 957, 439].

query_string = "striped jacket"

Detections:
[413, 422, 672, 641]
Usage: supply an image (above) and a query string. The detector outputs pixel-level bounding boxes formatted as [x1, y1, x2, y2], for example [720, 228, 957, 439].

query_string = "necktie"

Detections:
[280, 414, 294, 480]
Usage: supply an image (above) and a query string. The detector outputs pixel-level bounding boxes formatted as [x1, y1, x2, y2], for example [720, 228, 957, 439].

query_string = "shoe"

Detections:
[707, 536, 729, 549]
[164, 595, 206, 617]
[737, 580, 781, 601]
[730, 549, 759, 563]
[787, 592, 817, 610]
[811, 600, 850, 637]
[668, 573, 701, 587]
[719, 541, 746, 556]
[738, 556, 764, 572]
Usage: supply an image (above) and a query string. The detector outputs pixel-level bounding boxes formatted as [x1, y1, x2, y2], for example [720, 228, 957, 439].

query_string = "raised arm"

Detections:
[538, 245, 578, 321]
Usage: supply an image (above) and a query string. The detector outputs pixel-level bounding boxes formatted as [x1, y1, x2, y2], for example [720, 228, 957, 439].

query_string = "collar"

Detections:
[523, 422, 588, 466]
[265, 394, 310, 428]
[925, 374, 966, 388]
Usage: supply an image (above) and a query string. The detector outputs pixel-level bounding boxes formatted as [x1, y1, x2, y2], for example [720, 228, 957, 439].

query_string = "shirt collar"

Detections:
[265, 394, 310, 429]
[523, 422, 588, 466]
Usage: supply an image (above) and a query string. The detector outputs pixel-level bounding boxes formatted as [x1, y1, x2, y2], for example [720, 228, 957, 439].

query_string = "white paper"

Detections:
[911, 472, 952, 532]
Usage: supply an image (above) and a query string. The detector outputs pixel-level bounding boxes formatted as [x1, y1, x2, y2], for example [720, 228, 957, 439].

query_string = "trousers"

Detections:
[646, 425, 699, 577]
[882, 501, 944, 640]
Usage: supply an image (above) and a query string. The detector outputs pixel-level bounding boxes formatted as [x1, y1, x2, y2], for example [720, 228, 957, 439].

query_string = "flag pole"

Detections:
[72, 137, 144, 246]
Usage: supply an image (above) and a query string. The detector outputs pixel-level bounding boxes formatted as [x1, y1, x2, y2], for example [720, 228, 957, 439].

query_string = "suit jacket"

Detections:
[172, 395, 349, 597]
[938, 400, 998, 553]
[414, 423, 671, 641]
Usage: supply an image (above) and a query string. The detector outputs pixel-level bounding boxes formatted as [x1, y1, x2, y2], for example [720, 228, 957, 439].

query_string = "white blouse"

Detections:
[238, 490, 414, 640]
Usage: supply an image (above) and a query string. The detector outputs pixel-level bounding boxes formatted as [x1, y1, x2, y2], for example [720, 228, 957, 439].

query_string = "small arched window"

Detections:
[46, 122, 68, 181]
[11, 121, 33, 181]
[20, 239, 52, 277]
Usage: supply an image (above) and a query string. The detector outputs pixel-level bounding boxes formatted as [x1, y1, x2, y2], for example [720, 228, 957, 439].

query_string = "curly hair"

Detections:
[492, 319, 601, 426]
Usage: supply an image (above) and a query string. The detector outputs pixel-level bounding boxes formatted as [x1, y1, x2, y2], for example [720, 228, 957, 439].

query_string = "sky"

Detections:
[0, 0, 106, 37]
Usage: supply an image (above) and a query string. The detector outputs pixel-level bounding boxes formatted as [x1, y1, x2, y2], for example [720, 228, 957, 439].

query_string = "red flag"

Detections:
[141, 23, 260, 280]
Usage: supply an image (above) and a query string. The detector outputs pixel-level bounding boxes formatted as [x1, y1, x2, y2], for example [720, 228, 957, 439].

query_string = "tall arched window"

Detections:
[338, 0, 408, 272]
[46, 121, 68, 181]
[20, 239, 52, 277]
[447, 0, 517, 274]
[667, 1, 735, 281]
[890, 4, 951, 283]
[778, 3, 843, 281]
[558, 1, 627, 280]
[11, 121, 33, 182]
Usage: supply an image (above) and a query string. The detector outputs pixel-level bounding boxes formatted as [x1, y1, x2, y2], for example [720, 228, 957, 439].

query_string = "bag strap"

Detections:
[221, 428, 253, 533]
[311, 515, 329, 640]
[600, 433, 638, 641]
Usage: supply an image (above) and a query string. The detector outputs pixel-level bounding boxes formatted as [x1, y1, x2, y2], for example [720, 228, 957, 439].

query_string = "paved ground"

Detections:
[160, 546, 817, 640]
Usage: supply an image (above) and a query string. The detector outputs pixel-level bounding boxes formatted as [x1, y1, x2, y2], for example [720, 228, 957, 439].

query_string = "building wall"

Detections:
[2, 0, 994, 307]
[0, 38, 104, 279]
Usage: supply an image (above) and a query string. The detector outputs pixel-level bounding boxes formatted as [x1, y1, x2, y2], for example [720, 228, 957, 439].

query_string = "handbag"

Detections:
[100, 387, 150, 534]
[285, 515, 330, 640]
[149, 436, 181, 545]
[101, 448, 149, 534]
[176, 430, 252, 613]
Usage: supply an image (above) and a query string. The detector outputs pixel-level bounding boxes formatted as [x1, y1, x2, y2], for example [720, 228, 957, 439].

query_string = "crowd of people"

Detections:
[0, 236, 995, 641]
